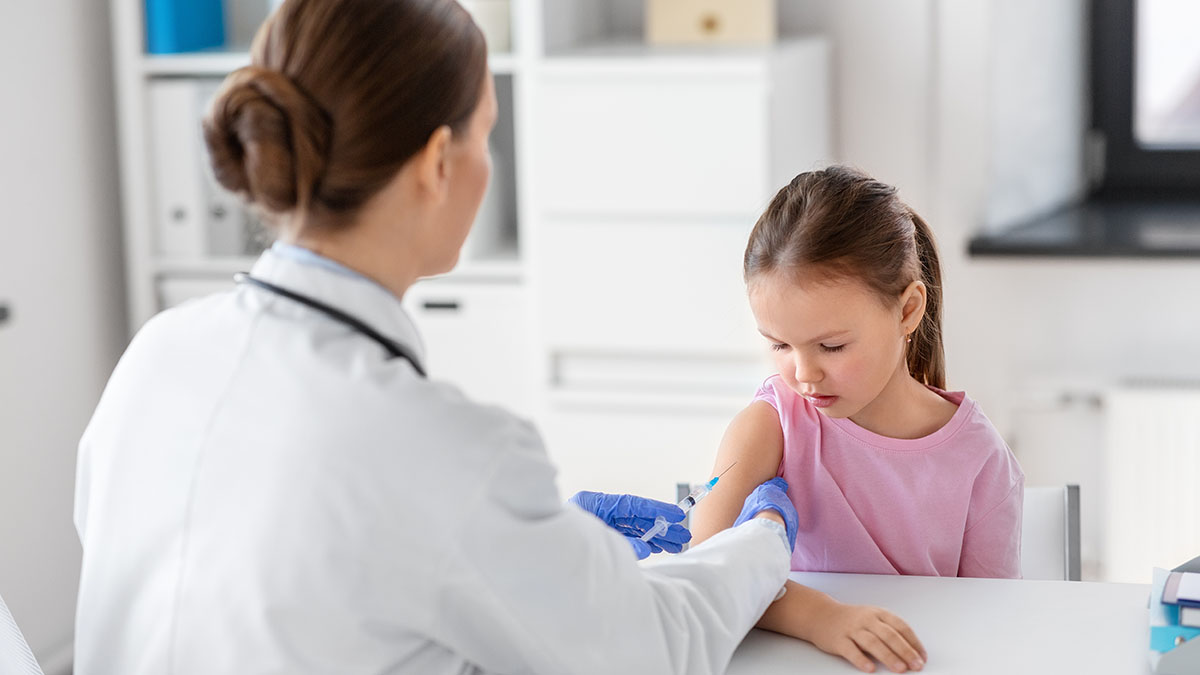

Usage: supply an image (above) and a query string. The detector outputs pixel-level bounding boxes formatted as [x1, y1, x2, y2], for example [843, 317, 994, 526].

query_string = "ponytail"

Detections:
[906, 211, 945, 390]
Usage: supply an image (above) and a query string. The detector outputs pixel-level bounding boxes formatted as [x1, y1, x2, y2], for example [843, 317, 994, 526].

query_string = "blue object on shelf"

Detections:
[145, 0, 226, 54]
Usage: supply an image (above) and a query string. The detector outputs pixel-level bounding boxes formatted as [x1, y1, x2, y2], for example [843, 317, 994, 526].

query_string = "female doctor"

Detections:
[73, 0, 800, 673]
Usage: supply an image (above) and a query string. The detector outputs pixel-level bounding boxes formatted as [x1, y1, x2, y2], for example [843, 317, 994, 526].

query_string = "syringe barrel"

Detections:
[678, 483, 713, 512]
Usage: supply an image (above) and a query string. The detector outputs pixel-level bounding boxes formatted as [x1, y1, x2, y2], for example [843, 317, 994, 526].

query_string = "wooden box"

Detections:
[646, 0, 777, 46]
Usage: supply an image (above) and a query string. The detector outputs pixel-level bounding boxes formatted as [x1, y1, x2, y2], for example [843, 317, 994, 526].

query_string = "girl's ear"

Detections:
[899, 280, 927, 335]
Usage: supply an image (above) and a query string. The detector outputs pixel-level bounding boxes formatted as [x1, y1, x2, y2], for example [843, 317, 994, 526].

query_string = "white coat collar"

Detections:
[247, 246, 427, 368]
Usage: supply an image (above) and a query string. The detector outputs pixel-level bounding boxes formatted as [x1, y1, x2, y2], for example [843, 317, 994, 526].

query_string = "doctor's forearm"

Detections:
[754, 579, 838, 641]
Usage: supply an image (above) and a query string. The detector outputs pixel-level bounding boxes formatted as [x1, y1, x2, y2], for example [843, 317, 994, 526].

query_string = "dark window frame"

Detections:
[1093, 0, 1200, 196]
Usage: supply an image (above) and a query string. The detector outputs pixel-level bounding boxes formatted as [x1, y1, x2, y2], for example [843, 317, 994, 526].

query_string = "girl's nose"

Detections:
[793, 353, 822, 384]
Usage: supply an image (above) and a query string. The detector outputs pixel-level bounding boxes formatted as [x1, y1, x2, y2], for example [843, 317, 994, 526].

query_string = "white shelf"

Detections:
[151, 253, 523, 283]
[444, 251, 523, 282]
[540, 37, 822, 75]
[142, 50, 252, 77]
[153, 256, 258, 276]
[143, 50, 521, 78]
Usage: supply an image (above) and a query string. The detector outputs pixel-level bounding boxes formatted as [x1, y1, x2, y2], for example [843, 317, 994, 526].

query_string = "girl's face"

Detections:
[748, 270, 921, 420]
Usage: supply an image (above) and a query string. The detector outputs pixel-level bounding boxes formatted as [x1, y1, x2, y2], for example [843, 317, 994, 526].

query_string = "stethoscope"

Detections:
[234, 272, 427, 378]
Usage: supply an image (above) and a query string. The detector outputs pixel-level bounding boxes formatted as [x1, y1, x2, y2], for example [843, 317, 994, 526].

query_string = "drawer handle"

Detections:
[700, 13, 721, 35]
[0, 302, 9, 326]
[421, 300, 460, 312]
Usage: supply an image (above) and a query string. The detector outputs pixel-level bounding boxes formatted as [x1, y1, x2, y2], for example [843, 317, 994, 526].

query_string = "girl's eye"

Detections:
[820, 344, 846, 353]
[770, 343, 789, 352]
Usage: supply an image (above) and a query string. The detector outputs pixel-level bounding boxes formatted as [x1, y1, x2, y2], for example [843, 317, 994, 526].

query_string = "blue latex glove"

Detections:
[568, 491, 693, 559]
[733, 477, 799, 552]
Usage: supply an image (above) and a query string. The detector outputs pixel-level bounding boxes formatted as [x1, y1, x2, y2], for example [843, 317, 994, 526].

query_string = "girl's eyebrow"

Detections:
[758, 329, 851, 344]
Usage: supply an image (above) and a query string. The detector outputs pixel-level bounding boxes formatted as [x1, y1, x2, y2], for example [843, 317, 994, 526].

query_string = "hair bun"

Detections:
[202, 65, 332, 214]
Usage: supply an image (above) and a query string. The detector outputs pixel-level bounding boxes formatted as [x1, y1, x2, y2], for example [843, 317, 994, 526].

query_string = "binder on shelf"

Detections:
[145, 0, 226, 54]
[148, 79, 254, 259]
[1151, 560, 1200, 675]
[149, 80, 207, 257]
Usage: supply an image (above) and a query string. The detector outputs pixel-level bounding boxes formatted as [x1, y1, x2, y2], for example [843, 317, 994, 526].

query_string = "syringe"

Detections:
[639, 462, 736, 543]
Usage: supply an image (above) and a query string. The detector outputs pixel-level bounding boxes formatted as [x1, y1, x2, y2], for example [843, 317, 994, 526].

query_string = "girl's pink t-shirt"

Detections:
[754, 375, 1024, 578]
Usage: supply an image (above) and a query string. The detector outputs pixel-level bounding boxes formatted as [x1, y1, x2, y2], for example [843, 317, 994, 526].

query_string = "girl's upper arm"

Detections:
[689, 400, 785, 546]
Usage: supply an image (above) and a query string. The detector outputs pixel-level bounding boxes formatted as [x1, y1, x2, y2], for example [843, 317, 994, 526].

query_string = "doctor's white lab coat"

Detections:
[74, 248, 790, 674]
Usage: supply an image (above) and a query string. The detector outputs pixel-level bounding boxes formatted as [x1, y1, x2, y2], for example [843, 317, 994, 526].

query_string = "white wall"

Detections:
[0, 1, 126, 670]
[779, 0, 937, 213]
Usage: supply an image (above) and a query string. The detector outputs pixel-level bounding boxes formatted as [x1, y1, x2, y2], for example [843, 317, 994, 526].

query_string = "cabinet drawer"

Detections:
[534, 74, 768, 217]
[540, 401, 742, 502]
[403, 281, 536, 418]
[538, 219, 761, 357]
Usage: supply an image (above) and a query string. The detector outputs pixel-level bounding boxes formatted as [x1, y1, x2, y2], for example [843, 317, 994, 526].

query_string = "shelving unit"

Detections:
[111, 0, 832, 501]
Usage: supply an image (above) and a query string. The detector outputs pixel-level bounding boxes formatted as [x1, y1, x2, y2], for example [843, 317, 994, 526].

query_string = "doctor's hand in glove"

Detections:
[733, 477, 800, 551]
[568, 491, 692, 559]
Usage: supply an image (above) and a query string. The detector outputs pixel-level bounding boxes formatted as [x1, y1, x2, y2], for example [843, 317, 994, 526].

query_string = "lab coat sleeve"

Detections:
[430, 416, 791, 675]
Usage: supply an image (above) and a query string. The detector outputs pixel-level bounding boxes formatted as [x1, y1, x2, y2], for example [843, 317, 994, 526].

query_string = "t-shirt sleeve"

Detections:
[752, 375, 782, 412]
[958, 467, 1024, 579]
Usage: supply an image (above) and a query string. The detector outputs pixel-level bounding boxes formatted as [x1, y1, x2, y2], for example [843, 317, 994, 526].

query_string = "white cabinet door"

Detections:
[540, 398, 743, 503]
[538, 218, 762, 358]
[534, 72, 769, 218]
[403, 281, 537, 419]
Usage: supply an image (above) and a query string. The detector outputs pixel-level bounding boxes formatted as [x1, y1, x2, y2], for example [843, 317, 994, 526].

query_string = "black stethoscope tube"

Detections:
[234, 273, 427, 378]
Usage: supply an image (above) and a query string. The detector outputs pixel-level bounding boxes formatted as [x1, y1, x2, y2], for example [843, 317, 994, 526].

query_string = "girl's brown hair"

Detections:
[203, 0, 487, 225]
[744, 165, 946, 389]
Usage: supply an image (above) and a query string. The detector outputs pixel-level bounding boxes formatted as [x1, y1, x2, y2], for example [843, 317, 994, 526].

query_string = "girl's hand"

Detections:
[809, 601, 927, 673]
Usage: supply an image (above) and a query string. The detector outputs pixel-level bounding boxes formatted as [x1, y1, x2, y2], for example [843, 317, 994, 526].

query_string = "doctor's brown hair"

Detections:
[743, 165, 946, 390]
[203, 0, 487, 225]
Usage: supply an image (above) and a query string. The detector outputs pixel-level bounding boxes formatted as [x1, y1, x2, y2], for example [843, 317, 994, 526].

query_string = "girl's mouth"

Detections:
[803, 393, 839, 408]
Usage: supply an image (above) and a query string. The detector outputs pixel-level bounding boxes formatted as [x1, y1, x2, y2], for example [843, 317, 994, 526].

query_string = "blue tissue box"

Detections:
[145, 0, 226, 54]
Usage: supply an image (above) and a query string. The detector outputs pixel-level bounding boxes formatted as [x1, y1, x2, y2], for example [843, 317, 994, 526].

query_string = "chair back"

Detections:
[1021, 485, 1082, 580]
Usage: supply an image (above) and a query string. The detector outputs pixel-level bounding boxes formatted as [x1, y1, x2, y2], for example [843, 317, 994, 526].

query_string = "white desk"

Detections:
[728, 572, 1151, 674]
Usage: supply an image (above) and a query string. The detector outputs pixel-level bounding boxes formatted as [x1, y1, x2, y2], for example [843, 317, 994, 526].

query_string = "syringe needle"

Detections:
[714, 461, 738, 481]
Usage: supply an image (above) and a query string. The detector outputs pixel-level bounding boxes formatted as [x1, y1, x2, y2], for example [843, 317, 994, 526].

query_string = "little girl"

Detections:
[691, 166, 1023, 674]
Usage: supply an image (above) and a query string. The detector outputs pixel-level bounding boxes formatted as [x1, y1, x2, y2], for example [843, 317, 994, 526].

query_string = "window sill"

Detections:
[968, 198, 1200, 258]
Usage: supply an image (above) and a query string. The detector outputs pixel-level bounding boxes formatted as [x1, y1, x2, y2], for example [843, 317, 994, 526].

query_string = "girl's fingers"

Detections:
[836, 639, 877, 673]
[851, 630, 908, 673]
[873, 622, 925, 671]
[879, 612, 927, 661]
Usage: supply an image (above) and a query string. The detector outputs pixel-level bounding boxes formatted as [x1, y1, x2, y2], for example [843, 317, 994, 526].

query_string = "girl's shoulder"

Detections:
[752, 374, 823, 428]
[945, 391, 1024, 479]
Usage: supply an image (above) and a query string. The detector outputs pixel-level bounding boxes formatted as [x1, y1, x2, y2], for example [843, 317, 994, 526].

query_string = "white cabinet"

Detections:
[538, 219, 759, 357]
[535, 73, 769, 217]
[531, 40, 829, 382]
[402, 281, 537, 419]
[528, 38, 830, 496]
[539, 394, 746, 502]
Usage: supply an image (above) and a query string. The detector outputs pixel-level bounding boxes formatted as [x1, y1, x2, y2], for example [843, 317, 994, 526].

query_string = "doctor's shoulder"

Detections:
[358, 372, 552, 478]
[112, 290, 239, 367]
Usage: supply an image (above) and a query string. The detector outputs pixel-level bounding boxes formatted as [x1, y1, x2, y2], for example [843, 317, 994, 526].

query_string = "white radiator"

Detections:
[1105, 385, 1200, 584]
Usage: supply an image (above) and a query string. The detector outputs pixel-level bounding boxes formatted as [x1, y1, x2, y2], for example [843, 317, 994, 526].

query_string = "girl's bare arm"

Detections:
[690, 401, 783, 545]
[691, 400, 928, 673]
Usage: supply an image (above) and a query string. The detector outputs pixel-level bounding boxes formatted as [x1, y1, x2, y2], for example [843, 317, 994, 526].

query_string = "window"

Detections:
[1093, 0, 1200, 194]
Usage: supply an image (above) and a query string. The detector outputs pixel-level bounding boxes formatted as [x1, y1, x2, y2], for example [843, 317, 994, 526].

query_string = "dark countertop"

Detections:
[968, 199, 1200, 257]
